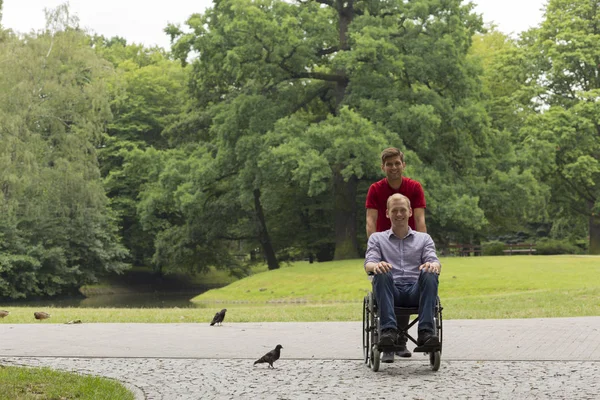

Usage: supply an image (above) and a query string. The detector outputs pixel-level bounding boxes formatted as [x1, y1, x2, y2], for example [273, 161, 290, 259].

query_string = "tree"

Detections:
[466, 30, 549, 239]
[168, 0, 501, 261]
[520, 0, 600, 253]
[93, 38, 190, 267]
[0, 5, 127, 298]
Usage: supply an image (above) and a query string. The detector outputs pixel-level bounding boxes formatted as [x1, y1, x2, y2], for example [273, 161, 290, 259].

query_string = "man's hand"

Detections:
[372, 261, 393, 275]
[419, 262, 440, 275]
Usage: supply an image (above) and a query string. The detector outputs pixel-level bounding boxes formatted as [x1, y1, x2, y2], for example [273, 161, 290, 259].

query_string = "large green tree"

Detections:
[167, 0, 507, 261]
[93, 38, 190, 268]
[467, 30, 549, 238]
[0, 6, 127, 298]
[520, 0, 600, 253]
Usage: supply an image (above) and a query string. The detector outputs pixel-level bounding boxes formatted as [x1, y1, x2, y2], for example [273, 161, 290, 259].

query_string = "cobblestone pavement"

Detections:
[2, 317, 600, 399]
[1, 357, 599, 400]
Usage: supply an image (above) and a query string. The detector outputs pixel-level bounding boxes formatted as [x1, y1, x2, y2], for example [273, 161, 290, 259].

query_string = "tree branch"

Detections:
[290, 84, 331, 114]
[557, 169, 595, 204]
[216, 234, 256, 241]
[280, 44, 300, 66]
[317, 46, 339, 56]
[312, 0, 334, 7]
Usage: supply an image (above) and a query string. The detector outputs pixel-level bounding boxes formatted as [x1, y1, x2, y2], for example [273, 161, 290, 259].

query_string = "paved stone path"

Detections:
[1, 317, 600, 399]
[1, 357, 598, 399]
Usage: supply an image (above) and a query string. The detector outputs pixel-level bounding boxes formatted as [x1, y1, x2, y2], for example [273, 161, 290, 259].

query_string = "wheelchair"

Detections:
[362, 291, 443, 372]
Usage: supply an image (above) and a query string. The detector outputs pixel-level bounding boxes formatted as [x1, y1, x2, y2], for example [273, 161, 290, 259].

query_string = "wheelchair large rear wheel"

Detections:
[362, 295, 370, 364]
[367, 292, 381, 371]
[437, 301, 443, 354]
[428, 298, 443, 371]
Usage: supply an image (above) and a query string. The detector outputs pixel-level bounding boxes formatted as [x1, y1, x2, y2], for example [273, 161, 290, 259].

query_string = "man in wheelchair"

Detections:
[364, 193, 441, 352]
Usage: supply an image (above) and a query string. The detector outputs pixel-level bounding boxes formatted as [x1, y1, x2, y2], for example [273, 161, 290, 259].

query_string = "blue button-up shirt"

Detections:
[364, 228, 441, 284]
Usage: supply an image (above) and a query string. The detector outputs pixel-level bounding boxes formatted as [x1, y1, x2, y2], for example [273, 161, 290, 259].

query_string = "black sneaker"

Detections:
[395, 345, 412, 358]
[417, 330, 440, 347]
[381, 352, 395, 363]
[378, 328, 398, 347]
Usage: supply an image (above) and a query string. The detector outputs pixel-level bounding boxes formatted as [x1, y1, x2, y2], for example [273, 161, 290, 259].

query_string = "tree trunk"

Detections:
[332, 0, 352, 113]
[589, 201, 600, 255]
[253, 188, 280, 270]
[333, 170, 359, 260]
[330, 1, 358, 260]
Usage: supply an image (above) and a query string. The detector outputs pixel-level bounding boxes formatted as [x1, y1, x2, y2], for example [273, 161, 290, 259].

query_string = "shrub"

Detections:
[535, 239, 581, 255]
[482, 240, 505, 256]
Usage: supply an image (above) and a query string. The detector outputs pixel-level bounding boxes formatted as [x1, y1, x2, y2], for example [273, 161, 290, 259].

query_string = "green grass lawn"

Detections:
[192, 255, 600, 320]
[1, 255, 599, 322]
[0, 365, 134, 400]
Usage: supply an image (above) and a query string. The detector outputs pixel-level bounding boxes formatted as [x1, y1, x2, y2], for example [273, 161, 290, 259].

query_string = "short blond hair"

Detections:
[386, 193, 411, 210]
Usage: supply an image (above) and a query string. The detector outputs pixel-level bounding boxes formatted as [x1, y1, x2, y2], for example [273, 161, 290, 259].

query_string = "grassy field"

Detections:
[1, 255, 599, 322]
[191, 255, 600, 320]
[0, 365, 134, 400]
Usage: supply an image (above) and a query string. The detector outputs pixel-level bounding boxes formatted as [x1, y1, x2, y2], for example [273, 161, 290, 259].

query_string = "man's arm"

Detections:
[366, 208, 378, 238]
[413, 207, 427, 233]
[365, 260, 393, 275]
[419, 236, 441, 274]
[364, 234, 392, 274]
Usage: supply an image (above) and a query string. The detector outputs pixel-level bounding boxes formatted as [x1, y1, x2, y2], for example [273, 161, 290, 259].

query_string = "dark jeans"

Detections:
[372, 270, 438, 334]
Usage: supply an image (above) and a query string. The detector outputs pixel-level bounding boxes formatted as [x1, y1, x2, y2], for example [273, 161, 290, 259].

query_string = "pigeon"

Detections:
[34, 312, 50, 320]
[253, 344, 283, 368]
[0, 310, 9, 318]
[210, 308, 227, 326]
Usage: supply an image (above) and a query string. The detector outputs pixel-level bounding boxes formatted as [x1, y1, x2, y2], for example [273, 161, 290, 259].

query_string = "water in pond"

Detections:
[0, 291, 210, 309]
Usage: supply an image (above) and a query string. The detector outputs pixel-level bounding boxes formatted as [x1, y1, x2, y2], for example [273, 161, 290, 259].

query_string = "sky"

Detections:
[2, 0, 547, 50]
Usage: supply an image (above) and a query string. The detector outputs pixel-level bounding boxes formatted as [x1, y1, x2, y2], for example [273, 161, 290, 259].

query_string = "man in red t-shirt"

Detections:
[365, 147, 427, 362]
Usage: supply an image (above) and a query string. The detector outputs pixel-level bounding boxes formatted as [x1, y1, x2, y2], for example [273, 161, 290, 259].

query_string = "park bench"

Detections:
[503, 243, 537, 255]
[445, 243, 482, 257]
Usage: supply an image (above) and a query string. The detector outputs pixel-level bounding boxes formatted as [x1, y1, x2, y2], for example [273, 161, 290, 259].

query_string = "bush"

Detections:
[535, 239, 581, 255]
[482, 240, 505, 256]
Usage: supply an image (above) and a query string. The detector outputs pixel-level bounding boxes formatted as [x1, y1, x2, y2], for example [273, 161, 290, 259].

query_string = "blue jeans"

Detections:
[372, 270, 439, 333]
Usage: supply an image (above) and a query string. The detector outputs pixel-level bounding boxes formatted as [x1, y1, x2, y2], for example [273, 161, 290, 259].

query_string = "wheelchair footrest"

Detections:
[377, 344, 409, 352]
[413, 344, 441, 353]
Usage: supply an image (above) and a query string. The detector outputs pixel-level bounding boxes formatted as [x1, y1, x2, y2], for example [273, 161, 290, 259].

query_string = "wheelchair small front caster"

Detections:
[429, 351, 441, 371]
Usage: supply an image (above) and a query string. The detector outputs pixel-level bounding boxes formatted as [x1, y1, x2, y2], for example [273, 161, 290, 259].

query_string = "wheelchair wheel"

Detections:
[436, 297, 443, 354]
[371, 344, 381, 372]
[429, 351, 441, 371]
[428, 297, 443, 371]
[362, 295, 370, 364]
[367, 292, 382, 371]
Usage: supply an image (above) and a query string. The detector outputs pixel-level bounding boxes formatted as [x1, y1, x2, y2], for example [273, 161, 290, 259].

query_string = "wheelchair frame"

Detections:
[362, 291, 443, 371]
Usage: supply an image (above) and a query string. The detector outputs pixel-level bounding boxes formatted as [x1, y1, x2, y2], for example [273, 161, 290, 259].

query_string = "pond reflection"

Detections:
[0, 291, 209, 309]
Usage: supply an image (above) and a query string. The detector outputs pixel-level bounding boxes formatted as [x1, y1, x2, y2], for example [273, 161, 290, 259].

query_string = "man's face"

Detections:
[386, 197, 412, 228]
[381, 156, 405, 180]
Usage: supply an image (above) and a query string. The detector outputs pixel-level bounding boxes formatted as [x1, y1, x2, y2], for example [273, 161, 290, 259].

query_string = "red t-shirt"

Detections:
[365, 177, 426, 231]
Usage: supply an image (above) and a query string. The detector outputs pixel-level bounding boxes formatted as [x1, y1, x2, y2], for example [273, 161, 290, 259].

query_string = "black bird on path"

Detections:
[210, 308, 227, 326]
[253, 344, 283, 368]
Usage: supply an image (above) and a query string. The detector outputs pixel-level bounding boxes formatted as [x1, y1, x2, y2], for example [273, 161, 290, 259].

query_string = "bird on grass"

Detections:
[210, 309, 227, 326]
[253, 344, 283, 368]
[0, 310, 9, 318]
[34, 312, 50, 320]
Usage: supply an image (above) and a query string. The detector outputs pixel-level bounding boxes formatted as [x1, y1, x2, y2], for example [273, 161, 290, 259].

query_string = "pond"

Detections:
[0, 291, 210, 309]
